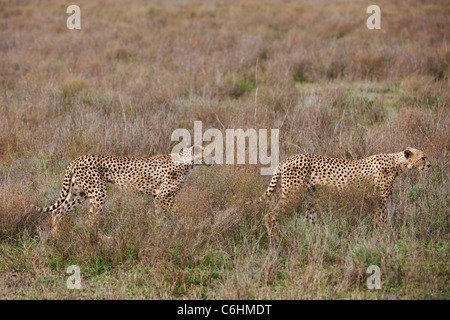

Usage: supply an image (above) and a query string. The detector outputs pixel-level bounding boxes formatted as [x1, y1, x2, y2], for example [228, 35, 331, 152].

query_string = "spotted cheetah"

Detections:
[33, 146, 213, 237]
[258, 148, 431, 235]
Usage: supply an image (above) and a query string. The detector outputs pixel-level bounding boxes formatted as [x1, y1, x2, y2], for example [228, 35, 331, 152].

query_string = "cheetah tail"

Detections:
[32, 161, 75, 213]
[245, 164, 281, 206]
[258, 164, 281, 202]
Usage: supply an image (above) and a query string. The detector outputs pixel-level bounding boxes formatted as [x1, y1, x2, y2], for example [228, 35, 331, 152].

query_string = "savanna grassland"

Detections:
[0, 0, 449, 299]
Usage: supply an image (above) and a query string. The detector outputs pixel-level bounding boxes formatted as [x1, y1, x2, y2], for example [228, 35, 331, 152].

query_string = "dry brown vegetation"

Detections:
[0, 0, 449, 299]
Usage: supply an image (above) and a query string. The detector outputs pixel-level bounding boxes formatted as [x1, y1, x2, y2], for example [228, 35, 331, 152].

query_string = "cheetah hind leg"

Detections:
[84, 183, 111, 240]
[86, 204, 111, 241]
[264, 197, 288, 242]
[50, 184, 86, 237]
[59, 184, 86, 215]
[304, 186, 318, 226]
[305, 207, 317, 226]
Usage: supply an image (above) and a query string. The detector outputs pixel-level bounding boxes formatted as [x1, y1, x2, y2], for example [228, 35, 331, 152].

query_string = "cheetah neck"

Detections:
[386, 152, 407, 174]
[169, 153, 195, 169]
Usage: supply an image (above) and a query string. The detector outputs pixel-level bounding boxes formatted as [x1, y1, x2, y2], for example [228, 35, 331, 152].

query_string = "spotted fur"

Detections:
[259, 148, 431, 235]
[33, 146, 213, 237]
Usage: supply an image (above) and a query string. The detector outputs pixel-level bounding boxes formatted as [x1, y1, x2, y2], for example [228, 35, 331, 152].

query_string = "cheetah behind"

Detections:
[33, 146, 213, 237]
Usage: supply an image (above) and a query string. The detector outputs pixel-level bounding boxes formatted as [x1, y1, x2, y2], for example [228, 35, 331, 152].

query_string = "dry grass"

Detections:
[0, 0, 449, 299]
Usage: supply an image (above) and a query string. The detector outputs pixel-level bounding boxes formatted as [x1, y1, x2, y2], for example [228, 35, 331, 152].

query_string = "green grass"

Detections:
[0, 0, 448, 300]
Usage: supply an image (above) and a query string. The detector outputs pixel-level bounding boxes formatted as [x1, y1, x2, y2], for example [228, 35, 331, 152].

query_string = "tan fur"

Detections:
[259, 148, 431, 235]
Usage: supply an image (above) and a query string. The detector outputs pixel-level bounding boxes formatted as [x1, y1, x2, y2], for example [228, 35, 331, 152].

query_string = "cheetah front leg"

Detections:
[375, 193, 391, 229]
[154, 182, 180, 213]
[374, 176, 394, 229]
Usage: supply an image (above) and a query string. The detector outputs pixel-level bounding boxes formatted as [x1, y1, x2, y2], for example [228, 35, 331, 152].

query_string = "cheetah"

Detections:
[258, 147, 431, 235]
[33, 146, 213, 237]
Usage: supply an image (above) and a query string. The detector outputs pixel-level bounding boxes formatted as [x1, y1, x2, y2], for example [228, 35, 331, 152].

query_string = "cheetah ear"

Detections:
[404, 148, 413, 159]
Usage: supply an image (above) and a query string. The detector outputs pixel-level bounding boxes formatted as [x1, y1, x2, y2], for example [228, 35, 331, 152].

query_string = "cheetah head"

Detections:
[401, 147, 431, 172]
[178, 145, 214, 166]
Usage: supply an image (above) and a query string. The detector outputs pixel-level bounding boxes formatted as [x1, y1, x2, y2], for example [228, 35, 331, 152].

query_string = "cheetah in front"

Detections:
[257, 148, 431, 236]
